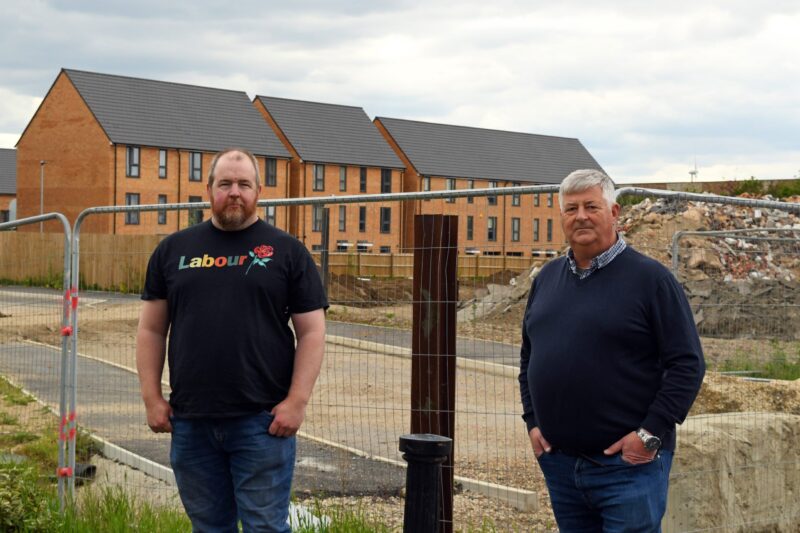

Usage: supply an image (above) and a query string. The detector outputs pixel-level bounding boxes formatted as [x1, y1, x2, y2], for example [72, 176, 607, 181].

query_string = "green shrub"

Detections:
[729, 177, 765, 196]
[0, 461, 59, 532]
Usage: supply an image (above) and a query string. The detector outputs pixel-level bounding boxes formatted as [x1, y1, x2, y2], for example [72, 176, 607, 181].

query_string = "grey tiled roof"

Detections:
[376, 117, 604, 184]
[0, 149, 15, 194]
[256, 96, 404, 168]
[63, 69, 290, 158]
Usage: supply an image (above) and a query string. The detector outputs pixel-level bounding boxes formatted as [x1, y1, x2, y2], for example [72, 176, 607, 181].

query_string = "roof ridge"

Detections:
[63, 68, 247, 96]
[376, 116, 578, 142]
[257, 94, 364, 111]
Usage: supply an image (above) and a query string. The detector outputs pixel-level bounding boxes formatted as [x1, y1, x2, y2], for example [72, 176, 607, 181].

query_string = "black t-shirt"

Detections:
[141, 219, 328, 417]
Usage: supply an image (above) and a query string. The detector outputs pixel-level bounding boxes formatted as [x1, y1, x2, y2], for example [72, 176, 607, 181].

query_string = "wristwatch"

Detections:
[636, 428, 661, 451]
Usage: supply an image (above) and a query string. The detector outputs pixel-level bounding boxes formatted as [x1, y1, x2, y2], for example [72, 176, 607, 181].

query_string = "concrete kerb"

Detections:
[325, 334, 519, 379]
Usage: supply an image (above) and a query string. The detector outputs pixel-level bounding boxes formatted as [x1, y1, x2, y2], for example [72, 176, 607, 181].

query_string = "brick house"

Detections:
[253, 96, 405, 253]
[16, 69, 291, 234]
[374, 117, 605, 255]
[0, 149, 15, 223]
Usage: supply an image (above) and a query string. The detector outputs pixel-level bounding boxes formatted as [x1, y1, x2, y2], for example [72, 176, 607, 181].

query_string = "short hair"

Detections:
[559, 169, 616, 209]
[207, 148, 261, 185]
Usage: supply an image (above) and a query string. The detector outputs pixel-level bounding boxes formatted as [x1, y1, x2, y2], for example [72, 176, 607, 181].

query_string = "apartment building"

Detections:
[0, 149, 14, 223]
[374, 117, 605, 255]
[16, 69, 291, 234]
[254, 96, 405, 253]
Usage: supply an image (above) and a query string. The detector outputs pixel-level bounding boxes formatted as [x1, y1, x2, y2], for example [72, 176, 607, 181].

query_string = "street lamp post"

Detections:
[39, 160, 45, 233]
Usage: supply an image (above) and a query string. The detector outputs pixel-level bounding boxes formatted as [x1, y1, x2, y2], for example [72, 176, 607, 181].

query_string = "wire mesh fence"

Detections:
[1, 187, 800, 531]
[0, 213, 74, 507]
[617, 189, 800, 532]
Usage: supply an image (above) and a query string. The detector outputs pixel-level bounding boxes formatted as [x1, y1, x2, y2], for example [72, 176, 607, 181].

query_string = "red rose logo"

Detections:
[254, 245, 273, 259]
[246, 244, 274, 275]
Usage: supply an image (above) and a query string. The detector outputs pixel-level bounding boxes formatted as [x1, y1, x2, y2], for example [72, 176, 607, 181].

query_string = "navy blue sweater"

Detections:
[519, 247, 705, 453]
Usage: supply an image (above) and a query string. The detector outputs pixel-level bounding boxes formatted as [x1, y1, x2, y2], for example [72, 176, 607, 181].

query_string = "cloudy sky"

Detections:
[2, 1, 798, 183]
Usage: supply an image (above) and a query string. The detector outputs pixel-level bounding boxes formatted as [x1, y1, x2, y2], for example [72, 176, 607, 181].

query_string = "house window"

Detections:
[339, 166, 347, 192]
[467, 179, 474, 204]
[466, 215, 474, 241]
[125, 193, 140, 224]
[512, 182, 520, 206]
[158, 149, 167, 178]
[189, 152, 202, 182]
[533, 219, 540, 242]
[423, 176, 431, 201]
[313, 164, 325, 191]
[511, 218, 520, 242]
[547, 192, 554, 207]
[0, 210, 9, 223]
[126, 146, 140, 178]
[359, 167, 367, 193]
[312, 205, 323, 232]
[266, 158, 277, 187]
[380, 207, 391, 233]
[336, 240, 349, 252]
[157, 194, 167, 225]
[534, 193, 540, 207]
[488, 181, 497, 206]
[487, 217, 497, 241]
[188, 195, 203, 225]
[381, 169, 392, 194]
[265, 205, 276, 226]
[446, 178, 456, 203]
[547, 219, 553, 242]
[359, 206, 366, 232]
[380, 246, 391, 254]
[338, 205, 346, 232]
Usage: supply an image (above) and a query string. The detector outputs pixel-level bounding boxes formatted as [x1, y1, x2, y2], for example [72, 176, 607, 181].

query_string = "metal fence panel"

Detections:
[3, 186, 800, 531]
[0, 213, 73, 507]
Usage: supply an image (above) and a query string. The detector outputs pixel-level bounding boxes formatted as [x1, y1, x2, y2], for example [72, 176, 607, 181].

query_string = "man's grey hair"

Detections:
[559, 169, 616, 209]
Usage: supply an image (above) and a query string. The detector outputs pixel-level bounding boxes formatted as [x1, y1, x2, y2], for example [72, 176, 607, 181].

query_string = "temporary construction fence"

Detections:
[1, 185, 800, 531]
[0, 212, 76, 508]
[615, 188, 800, 532]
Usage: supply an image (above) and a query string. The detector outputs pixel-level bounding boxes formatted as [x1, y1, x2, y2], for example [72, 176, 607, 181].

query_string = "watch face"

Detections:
[644, 436, 661, 451]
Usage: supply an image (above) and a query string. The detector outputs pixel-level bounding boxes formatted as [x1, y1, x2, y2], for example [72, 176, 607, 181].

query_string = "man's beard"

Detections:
[212, 199, 257, 230]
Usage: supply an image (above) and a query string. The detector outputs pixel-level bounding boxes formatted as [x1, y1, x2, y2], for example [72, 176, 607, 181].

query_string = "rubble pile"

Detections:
[462, 194, 800, 340]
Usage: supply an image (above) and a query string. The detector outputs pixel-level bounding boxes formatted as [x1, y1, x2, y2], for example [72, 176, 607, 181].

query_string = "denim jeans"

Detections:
[170, 411, 296, 533]
[536, 449, 673, 533]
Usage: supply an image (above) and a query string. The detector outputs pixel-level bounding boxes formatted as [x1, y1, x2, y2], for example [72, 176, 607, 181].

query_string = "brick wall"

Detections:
[296, 163, 403, 253]
[16, 72, 114, 233]
[112, 146, 291, 234]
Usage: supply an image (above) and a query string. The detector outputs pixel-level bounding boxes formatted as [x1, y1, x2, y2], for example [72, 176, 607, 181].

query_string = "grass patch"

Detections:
[295, 500, 393, 532]
[0, 376, 35, 406]
[0, 431, 39, 447]
[0, 412, 18, 425]
[719, 342, 800, 380]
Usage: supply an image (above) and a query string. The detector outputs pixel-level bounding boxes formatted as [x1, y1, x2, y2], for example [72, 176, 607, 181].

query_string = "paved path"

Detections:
[0, 342, 405, 496]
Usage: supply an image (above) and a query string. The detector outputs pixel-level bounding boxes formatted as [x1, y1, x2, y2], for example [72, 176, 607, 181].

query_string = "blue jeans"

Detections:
[170, 411, 296, 533]
[536, 450, 673, 533]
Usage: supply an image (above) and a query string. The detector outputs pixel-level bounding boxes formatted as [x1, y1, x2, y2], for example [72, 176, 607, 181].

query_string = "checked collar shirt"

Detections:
[566, 234, 627, 280]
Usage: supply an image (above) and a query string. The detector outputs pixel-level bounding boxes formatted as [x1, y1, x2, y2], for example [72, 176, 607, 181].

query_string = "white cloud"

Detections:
[0, 0, 798, 181]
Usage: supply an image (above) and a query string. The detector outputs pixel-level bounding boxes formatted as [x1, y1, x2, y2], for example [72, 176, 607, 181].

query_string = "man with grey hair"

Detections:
[519, 168, 704, 531]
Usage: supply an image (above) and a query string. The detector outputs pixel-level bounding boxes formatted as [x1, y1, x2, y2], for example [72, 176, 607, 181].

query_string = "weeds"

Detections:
[719, 341, 800, 380]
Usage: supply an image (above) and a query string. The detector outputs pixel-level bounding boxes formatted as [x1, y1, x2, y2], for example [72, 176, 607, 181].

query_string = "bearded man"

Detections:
[136, 148, 327, 532]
